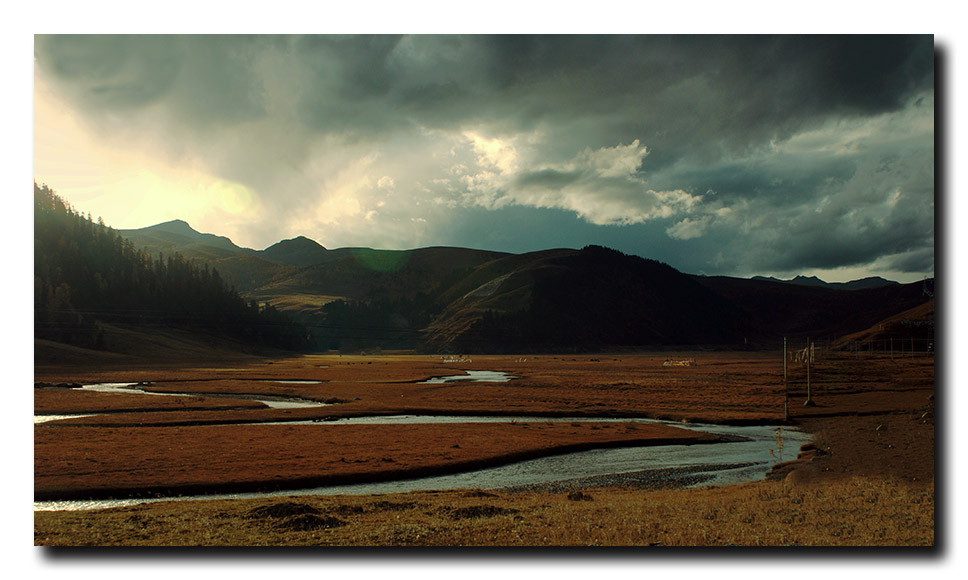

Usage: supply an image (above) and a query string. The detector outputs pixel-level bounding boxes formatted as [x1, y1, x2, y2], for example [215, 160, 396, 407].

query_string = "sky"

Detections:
[33, 34, 935, 283]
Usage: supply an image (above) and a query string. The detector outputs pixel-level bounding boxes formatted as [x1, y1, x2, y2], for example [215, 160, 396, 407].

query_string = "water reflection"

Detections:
[34, 414, 97, 424]
[419, 370, 514, 384]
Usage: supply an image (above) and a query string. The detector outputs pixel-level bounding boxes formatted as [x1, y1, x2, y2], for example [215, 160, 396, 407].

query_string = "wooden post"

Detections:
[806, 339, 811, 398]
[783, 337, 789, 421]
[804, 337, 816, 407]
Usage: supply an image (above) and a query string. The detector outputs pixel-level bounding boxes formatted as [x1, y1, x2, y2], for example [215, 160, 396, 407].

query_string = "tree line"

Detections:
[34, 183, 311, 352]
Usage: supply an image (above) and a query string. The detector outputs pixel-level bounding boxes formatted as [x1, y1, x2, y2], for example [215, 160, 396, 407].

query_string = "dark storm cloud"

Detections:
[35, 35, 269, 127]
[697, 135, 935, 276]
[884, 248, 935, 274]
[36, 35, 183, 109]
[263, 35, 931, 148]
[35, 34, 933, 142]
[379, 35, 932, 161]
[766, 205, 933, 271]
[34, 34, 935, 279]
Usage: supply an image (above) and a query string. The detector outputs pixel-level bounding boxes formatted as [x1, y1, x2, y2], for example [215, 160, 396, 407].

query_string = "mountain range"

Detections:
[750, 274, 900, 291]
[118, 220, 934, 352]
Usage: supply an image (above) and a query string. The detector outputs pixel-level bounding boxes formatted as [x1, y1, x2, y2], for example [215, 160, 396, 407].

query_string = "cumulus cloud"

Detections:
[449, 138, 703, 226]
[666, 217, 712, 240]
[505, 140, 700, 225]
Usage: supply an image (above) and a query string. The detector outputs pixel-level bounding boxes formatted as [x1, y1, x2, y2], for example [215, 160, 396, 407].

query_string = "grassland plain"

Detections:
[33, 351, 934, 546]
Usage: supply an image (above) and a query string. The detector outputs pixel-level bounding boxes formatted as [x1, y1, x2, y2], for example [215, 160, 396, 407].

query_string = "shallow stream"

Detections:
[419, 370, 514, 384]
[36, 381, 334, 418]
[34, 415, 809, 512]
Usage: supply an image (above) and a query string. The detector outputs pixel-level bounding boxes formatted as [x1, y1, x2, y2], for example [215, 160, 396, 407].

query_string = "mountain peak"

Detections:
[120, 219, 245, 256]
[264, 236, 326, 251]
[260, 235, 329, 266]
[147, 219, 200, 237]
[790, 275, 828, 287]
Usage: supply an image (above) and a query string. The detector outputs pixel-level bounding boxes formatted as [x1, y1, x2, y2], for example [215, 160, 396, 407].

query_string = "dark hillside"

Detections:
[304, 243, 929, 353]
[261, 246, 508, 302]
[425, 246, 746, 353]
[691, 275, 931, 343]
[77, 208, 933, 355]
[831, 299, 935, 352]
[289, 247, 509, 351]
[422, 249, 583, 349]
[434, 248, 579, 308]
[206, 254, 297, 294]
[34, 183, 311, 359]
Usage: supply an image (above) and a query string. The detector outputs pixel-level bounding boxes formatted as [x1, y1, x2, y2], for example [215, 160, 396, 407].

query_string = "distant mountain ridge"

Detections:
[750, 274, 900, 290]
[119, 220, 252, 261]
[115, 219, 933, 352]
[125, 219, 905, 292]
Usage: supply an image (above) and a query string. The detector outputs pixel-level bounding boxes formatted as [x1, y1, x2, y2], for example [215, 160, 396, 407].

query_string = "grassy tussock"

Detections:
[34, 476, 933, 547]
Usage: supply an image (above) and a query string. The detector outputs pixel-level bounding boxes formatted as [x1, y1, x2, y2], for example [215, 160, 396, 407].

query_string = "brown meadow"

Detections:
[34, 350, 934, 546]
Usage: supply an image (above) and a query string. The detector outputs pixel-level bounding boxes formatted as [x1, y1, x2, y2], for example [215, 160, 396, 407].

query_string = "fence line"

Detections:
[841, 337, 934, 358]
[777, 337, 934, 362]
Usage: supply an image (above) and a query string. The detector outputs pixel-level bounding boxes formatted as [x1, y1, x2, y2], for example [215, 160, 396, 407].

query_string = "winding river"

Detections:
[34, 373, 810, 511]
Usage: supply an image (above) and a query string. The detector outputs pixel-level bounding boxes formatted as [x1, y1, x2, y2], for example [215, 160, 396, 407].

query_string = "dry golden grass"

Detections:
[34, 476, 933, 546]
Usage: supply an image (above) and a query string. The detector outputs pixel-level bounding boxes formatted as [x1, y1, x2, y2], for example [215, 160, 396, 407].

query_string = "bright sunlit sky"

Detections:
[33, 31, 936, 283]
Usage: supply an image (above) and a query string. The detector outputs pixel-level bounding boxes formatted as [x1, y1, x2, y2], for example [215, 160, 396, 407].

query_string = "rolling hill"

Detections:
[112, 219, 934, 353]
[691, 275, 931, 345]
[422, 246, 746, 352]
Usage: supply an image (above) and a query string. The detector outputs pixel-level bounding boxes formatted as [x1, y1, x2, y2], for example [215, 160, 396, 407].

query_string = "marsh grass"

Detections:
[34, 476, 933, 547]
[34, 352, 934, 547]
